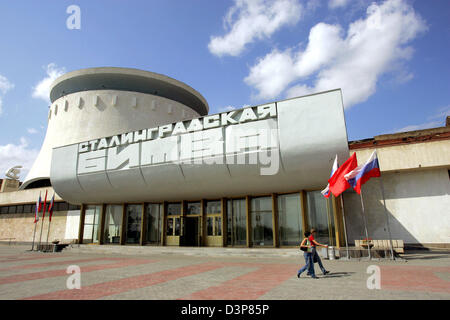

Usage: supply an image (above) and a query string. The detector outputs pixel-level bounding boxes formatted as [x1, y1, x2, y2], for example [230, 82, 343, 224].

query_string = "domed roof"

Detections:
[49, 67, 209, 115]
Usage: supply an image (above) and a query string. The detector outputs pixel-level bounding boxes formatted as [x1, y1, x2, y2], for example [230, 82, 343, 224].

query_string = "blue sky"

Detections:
[0, 0, 449, 178]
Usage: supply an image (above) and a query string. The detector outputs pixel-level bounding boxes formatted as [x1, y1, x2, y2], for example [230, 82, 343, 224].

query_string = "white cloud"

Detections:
[32, 63, 65, 103]
[0, 137, 39, 180]
[394, 120, 443, 133]
[244, 0, 427, 108]
[218, 105, 236, 112]
[0, 74, 14, 116]
[0, 75, 14, 94]
[218, 104, 252, 112]
[328, 0, 351, 9]
[27, 128, 38, 134]
[428, 105, 450, 122]
[392, 69, 414, 84]
[306, 0, 321, 12]
[208, 0, 303, 57]
[245, 48, 297, 99]
[392, 105, 450, 133]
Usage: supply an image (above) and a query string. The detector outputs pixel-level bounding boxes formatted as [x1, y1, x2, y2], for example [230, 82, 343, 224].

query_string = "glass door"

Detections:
[251, 197, 273, 247]
[205, 200, 222, 247]
[166, 203, 181, 246]
[145, 203, 162, 245]
[103, 204, 123, 244]
[227, 199, 247, 246]
[278, 193, 303, 246]
[125, 204, 142, 244]
[83, 205, 101, 244]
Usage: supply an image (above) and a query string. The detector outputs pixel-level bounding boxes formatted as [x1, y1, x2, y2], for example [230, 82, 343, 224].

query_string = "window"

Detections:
[57, 202, 69, 211]
[215, 217, 222, 236]
[145, 203, 162, 244]
[167, 203, 181, 215]
[125, 204, 142, 244]
[83, 205, 101, 244]
[103, 205, 122, 244]
[166, 203, 181, 236]
[227, 199, 247, 246]
[69, 204, 81, 210]
[24, 204, 33, 213]
[167, 218, 174, 236]
[206, 201, 221, 214]
[186, 202, 201, 215]
[206, 200, 221, 236]
[175, 217, 181, 236]
[207, 217, 214, 236]
[251, 197, 273, 246]
[166, 217, 181, 236]
[306, 191, 336, 246]
[278, 193, 303, 246]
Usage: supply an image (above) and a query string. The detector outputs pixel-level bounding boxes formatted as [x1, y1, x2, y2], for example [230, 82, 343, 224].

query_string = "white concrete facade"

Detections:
[344, 138, 450, 247]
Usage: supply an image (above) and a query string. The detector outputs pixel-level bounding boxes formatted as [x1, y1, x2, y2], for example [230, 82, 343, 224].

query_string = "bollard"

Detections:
[328, 246, 335, 260]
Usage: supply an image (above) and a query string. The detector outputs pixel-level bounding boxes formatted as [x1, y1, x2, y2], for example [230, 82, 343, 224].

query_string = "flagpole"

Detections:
[38, 190, 48, 252]
[359, 189, 371, 259]
[339, 195, 350, 259]
[46, 220, 51, 248]
[378, 176, 395, 260]
[30, 221, 38, 251]
[38, 213, 45, 252]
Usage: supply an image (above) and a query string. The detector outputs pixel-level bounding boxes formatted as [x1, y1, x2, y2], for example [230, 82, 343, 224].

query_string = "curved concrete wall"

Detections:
[22, 90, 201, 189]
[50, 90, 350, 204]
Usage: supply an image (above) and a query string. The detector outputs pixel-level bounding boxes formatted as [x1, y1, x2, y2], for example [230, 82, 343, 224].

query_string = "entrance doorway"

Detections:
[184, 217, 200, 246]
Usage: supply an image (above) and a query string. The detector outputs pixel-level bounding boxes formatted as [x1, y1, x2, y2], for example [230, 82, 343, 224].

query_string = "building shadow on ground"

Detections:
[402, 252, 450, 260]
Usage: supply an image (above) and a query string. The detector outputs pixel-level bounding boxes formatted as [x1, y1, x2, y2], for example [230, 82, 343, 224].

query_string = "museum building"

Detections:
[0, 67, 448, 250]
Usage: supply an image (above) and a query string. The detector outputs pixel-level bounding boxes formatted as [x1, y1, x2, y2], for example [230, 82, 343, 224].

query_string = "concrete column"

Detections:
[246, 196, 251, 248]
[272, 193, 279, 248]
[78, 204, 85, 244]
[140, 203, 146, 246]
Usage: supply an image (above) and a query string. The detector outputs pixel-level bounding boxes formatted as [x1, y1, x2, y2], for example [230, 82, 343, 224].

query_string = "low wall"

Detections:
[0, 210, 79, 244]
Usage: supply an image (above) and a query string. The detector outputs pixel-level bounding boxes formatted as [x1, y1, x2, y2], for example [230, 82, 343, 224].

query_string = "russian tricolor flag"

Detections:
[34, 192, 42, 223]
[344, 150, 381, 194]
[321, 155, 339, 198]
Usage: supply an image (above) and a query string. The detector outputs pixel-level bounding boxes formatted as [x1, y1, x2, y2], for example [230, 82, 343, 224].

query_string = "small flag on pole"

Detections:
[34, 192, 42, 223]
[321, 155, 339, 198]
[42, 190, 48, 219]
[328, 153, 358, 197]
[48, 194, 55, 222]
[344, 150, 381, 194]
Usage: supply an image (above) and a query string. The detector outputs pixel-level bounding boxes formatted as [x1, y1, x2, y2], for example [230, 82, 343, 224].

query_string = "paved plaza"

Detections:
[0, 244, 449, 300]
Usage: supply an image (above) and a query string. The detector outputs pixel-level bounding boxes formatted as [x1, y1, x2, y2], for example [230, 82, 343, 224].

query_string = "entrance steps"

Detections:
[63, 244, 303, 258]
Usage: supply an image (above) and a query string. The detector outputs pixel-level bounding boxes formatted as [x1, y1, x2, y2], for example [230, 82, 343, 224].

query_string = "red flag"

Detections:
[328, 153, 358, 197]
[48, 194, 55, 222]
[42, 190, 48, 219]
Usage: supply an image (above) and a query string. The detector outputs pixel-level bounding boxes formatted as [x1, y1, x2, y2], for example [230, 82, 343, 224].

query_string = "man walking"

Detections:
[297, 231, 318, 279]
[308, 228, 330, 276]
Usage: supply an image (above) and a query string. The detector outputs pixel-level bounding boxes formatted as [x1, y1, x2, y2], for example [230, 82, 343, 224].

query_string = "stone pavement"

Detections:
[0, 244, 449, 300]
